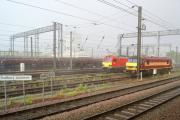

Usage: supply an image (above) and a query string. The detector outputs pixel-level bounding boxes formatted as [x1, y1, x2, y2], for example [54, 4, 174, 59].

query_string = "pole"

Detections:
[74, 48, 75, 57]
[176, 46, 178, 63]
[31, 37, 33, 58]
[60, 24, 63, 57]
[10, 36, 12, 56]
[4, 79, 7, 111]
[23, 80, 25, 105]
[119, 35, 123, 56]
[42, 79, 44, 102]
[53, 22, 57, 72]
[126, 46, 129, 57]
[133, 47, 136, 56]
[157, 31, 160, 57]
[12, 36, 14, 56]
[91, 48, 93, 57]
[145, 46, 149, 56]
[51, 76, 53, 96]
[37, 34, 39, 57]
[169, 44, 172, 58]
[24, 36, 26, 56]
[10, 36, 14, 56]
[70, 31, 73, 70]
[34, 35, 37, 58]
[58, 29, 60, 58]
[137, 6, 142, 79]
[26, 37, 28, 56]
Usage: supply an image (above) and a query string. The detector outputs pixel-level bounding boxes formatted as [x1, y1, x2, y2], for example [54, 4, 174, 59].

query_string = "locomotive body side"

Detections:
[102, 55, 128, 72]
[140, 57, 172, 70]
[126, 57, 172, 74]
[112, 57, 128, 68]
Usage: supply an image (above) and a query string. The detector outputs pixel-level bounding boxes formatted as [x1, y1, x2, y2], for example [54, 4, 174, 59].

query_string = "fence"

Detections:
[0, 72, 123, 112]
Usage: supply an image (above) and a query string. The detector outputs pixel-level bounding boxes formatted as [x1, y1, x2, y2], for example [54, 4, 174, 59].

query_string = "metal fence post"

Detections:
[42, 79, 45, 103]
[51, 76, 53, 96]
[40, 73, 49, 103]
[4, 79, 7, 111]
[23, 80, 26, 105]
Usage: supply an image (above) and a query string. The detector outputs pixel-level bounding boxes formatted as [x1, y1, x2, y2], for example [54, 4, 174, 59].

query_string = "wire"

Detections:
[6, 0, 133, 31]
[0, 29, 18, 32]
[54, 0, 136, 30]
[124, 0, 176, 29]
[144, 18, 169, 29]
[100, 0, 171, 29]
[0, 22, 30, 28]
[143, 9, 176, 29]
[112, 0, 137, 12]
[6, 0, 95, 22]
[124, 0, 137, 6]
[97, 36, 105, 49]
[97, 0, 137, 17]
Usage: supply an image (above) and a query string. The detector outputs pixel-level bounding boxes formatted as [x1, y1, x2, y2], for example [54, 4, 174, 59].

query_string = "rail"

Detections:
[0, 75, 180, 120]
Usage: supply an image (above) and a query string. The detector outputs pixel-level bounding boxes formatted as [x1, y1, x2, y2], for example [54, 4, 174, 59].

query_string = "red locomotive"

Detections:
[102, 55, 128, 72]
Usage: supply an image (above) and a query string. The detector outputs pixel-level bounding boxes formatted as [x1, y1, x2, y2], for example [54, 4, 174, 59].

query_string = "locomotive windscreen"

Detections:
[104, 56, 113, 62]
[128, 58, 137, 62]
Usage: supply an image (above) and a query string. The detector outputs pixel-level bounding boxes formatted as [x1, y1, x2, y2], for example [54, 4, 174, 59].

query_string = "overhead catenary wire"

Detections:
[144, 18, 169, 29]
[98, 0, 172, 29]
[54, 0, 136, 30]
[123, 0, 176, 29]
[97, 0, 137, 17]
[112, 0, 137, 12]
[97, 36, 105, 49]
[143, 9, 177, 29]
[0, 29, 19, 33]
[6, 0, 134, 32]
[0, 22, 31, 28]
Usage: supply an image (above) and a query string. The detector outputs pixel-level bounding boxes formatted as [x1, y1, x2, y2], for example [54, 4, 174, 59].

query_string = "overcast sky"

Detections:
[0, 0, 180, 57]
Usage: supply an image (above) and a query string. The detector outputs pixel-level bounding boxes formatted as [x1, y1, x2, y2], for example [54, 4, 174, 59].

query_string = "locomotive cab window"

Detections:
[128, 58, 137, 62]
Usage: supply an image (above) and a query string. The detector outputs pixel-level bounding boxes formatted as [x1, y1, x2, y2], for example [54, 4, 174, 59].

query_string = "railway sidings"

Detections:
[0, 74, 180, 120]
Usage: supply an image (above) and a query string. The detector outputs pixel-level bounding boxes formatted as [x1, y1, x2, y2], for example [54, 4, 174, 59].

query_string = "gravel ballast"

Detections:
[134, 96, 180, 120]
[41, 80, 180, 120]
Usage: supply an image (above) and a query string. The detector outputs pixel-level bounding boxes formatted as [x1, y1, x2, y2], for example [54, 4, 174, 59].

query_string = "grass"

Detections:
[1, 71, 180, 111]
[25, 96, 33, 105]
[57, 84, 89, 97]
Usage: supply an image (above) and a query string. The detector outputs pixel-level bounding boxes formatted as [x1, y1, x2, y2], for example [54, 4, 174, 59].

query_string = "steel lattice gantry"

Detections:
[118, 29, 180, 56]
[10, 23, 63, 57]
[119, 29, 180, 38]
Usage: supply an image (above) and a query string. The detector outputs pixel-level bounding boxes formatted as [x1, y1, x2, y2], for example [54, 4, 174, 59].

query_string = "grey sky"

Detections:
[0, 0, 180, 57]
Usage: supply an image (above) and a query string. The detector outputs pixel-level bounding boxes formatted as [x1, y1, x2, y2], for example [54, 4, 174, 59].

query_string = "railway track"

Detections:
[0, 75, 128, 98]
[84, 87, 180, 120]
[0, 68, 104, 78]
[0, 75, 180, 120]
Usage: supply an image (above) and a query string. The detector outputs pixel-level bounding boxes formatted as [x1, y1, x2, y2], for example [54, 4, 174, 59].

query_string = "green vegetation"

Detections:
[75, 84, 88, 92]
[56, 83, 110, 98]
[25, 96, 33, 105]
[58, 84, 89, 97]
[8, 98, 17, 106]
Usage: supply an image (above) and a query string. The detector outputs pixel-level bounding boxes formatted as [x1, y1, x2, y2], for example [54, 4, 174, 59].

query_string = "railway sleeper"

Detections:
[95, 88, 180, 120]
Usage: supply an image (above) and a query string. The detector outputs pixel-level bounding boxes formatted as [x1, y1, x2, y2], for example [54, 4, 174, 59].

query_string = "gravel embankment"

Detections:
[134, 96, 180, 120]
[41, 80, 180, 120]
